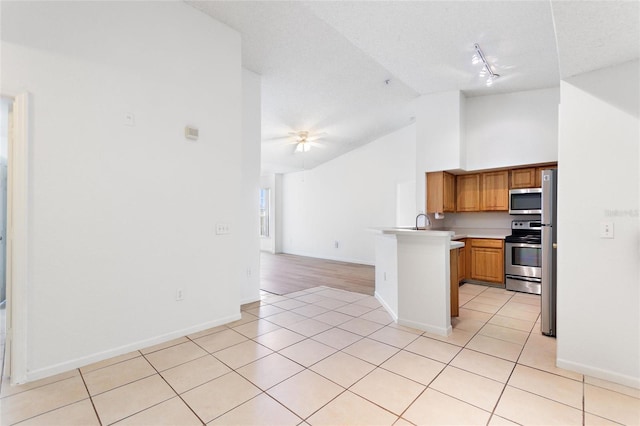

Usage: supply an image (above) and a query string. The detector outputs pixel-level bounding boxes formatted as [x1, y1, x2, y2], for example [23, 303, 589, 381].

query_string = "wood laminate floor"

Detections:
[260, 252, 374, 296]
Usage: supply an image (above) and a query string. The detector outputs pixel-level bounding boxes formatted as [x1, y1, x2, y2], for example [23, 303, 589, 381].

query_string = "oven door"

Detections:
[505, 242, 542, 278]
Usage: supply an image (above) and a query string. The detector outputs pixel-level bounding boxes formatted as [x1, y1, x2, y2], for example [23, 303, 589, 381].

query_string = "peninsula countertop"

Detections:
[370, 227, 509, 240]
[369, 227, 465, 249]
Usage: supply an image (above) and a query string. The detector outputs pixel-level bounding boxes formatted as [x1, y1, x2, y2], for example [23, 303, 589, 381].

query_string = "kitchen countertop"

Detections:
[433, 227, 511, 240]
[370, 227, 510, 240]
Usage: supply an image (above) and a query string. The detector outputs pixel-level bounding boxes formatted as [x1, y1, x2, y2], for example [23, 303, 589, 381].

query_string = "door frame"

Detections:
[2, 92, 30, 384]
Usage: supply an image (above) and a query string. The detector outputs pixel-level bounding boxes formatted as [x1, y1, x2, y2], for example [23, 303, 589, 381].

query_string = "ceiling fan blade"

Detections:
[263, 135, 291, 142]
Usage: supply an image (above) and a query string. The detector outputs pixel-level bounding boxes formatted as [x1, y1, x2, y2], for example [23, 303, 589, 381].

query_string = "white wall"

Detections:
[240, 69, 261, 304]
[0, 97, 8, 303]
[556, 60, 639, 388]
[465, 88, 559, 170]
[414, 88, 558, 216]
[1, 1, 247, 382]
[415, 91, 465, 211]
[282, 124, 416, 264]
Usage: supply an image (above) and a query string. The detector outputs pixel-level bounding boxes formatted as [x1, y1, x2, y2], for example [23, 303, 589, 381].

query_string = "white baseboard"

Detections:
[398, 318, 452, 337]
[557, 358, 640, 390]
[20, 313, 241, 384]
[374, 291, 398, 322]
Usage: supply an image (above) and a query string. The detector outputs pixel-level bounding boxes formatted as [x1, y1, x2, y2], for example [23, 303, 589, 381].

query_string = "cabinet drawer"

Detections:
[470, 239, 504, 249]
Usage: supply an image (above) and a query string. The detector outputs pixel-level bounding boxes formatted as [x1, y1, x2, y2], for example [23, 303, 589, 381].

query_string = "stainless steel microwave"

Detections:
[509, 188, 542, 214]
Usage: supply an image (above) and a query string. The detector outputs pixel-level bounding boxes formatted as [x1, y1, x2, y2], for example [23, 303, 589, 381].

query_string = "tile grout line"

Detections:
[138, 350, 207, 426]
[6, 284, 634, 425]
[78, 368, 104, 426]
[455, 285, 518, 424]
[470, 286, 591, 422]
[255, 289, 414, 424]
[5, 373, 96, 426]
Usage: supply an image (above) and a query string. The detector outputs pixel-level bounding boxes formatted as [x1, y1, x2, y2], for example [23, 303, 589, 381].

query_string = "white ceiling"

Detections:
[187, 1, 639, 174]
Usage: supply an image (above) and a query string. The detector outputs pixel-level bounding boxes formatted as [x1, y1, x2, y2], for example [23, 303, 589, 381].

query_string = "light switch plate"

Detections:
[600, 222, 614, 239]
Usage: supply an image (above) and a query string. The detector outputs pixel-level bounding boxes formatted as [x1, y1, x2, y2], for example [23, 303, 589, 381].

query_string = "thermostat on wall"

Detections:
[185, 126, 199, 140]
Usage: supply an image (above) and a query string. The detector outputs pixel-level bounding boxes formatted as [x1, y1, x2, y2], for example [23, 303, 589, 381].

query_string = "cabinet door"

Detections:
[470, 239, 504, 284]
[510, 168, 536, 189]
[456, 174, 480, 212]
[450, 249, 459, 317]
[426, 172, 444, 213]
[457, 245, 466, 283]
[427, 171, 456, 213]
[443, 172, 456, 212]
[535, 166, 557, 188]
[481, 171, 509, 211]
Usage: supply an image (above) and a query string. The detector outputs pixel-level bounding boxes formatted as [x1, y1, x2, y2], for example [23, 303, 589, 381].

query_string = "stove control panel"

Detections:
[511, 220, 542, 230]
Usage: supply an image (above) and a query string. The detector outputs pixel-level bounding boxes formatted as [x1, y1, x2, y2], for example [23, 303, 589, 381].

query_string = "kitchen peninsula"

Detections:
[371, 228, 463, 336]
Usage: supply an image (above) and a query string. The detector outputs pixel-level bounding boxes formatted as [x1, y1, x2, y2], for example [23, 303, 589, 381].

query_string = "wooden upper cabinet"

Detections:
[426, 172, 456, 213]
[510, 168, 537, 189]
[456, 174, 480, 212]
[480, 170, 509, 211]
[535, 165, 557, 188]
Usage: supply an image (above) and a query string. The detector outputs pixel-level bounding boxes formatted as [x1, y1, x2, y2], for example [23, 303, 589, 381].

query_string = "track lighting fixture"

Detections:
[472, 43, 500, 87]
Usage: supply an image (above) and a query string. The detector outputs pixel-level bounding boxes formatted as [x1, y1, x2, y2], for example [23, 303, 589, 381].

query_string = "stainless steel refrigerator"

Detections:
[540, 169, 557, 336]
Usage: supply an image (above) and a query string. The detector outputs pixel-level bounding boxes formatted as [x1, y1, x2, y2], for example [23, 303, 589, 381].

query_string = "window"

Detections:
[259, 188, 270, 237]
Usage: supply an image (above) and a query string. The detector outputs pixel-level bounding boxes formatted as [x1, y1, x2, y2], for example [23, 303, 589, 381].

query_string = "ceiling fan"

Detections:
[291, 130, 325, 153]
[265, 130, 327, 153]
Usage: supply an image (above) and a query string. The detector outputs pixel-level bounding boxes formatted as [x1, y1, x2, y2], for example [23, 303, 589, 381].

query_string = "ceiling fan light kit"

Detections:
[295, 142, 311, 152]
[473, 43, 500, 87]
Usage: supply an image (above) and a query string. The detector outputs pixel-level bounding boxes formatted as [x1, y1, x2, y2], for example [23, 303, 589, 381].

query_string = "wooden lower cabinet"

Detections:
[450, 248, 459, 317]
[469, 239, 504, 285]
[457, 243, 466, 283]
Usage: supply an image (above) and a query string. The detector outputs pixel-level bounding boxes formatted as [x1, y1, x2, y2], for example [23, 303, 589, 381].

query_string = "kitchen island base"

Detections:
[372, 228, 463, 337]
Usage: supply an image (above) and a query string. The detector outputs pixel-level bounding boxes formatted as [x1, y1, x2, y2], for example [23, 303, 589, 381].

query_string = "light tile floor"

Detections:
[1, 284, 639, 425]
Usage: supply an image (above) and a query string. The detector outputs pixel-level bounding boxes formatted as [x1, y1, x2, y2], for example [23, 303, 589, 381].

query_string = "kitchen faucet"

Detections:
[415, 213, 431, 230]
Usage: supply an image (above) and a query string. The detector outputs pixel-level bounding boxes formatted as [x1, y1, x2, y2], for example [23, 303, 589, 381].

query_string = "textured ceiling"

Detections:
[552, 1, 640, 78]
[187, 1, 639, 174]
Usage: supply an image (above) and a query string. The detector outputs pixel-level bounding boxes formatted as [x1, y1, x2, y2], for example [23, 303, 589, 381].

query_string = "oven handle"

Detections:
[506, 275, 541, 283]
[505, 242, 542, 249]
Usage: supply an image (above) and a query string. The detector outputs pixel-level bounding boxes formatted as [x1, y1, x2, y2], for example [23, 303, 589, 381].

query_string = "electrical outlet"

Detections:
[383, 272, 387, 281]
[247, 268, 252, 277]
[334, 240, 339, 248]
[600, 222, 614, 239]
[216, 223, 231, 235]
[176, 288, 184, 301]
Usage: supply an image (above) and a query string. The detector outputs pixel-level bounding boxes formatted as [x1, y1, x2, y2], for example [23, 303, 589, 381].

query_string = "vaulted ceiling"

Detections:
[187, 1, 639, 174]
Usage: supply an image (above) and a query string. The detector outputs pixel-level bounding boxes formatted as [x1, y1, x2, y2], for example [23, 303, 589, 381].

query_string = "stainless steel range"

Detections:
[505, 220, 542, 295]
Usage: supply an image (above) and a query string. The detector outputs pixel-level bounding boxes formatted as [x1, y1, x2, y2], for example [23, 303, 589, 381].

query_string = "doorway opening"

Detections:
[0, 97, 11, 380]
